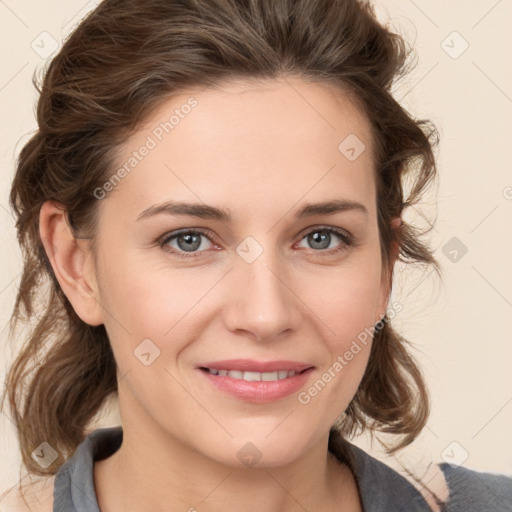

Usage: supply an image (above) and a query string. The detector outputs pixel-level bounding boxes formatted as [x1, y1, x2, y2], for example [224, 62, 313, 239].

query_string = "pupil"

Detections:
[178, 233, 201, 252]
[310, 231, 329, 250]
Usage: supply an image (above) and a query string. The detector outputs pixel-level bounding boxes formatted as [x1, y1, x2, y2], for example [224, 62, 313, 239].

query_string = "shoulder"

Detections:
[398, 459, 449, 512]
[405, 461, 512, 511]
[439, 463, 512, 509]
[0, 475, 54, 512]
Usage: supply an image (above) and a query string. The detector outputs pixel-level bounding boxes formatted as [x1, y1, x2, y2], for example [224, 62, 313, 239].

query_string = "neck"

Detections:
[94, 420, 360, 512]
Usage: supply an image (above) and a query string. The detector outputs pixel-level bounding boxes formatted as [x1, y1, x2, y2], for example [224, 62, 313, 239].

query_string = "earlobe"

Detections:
[39, 200, 103, 326]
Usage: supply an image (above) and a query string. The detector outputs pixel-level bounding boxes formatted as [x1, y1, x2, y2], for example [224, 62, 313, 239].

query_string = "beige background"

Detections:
[1, 0, 511, 497]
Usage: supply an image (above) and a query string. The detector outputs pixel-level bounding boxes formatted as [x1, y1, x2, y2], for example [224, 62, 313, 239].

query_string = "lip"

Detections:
[197, 359, 315, 403]
[197, 359, 314, 373]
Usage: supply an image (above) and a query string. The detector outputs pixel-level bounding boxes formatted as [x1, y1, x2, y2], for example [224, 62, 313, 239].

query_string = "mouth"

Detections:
[199, 367, 312, 382]
[196, 359, 315, 403]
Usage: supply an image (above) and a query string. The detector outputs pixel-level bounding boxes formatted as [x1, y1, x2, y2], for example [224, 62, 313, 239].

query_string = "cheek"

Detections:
[299, 254, 383, 340]
[94, 249, 181, 362]
[98, 246, 199, 331]
[295, 256, 381, 399]
[96, 248, 229, 382]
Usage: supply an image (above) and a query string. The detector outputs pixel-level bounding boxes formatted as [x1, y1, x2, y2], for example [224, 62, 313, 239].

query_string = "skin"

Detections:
[40, 77, 400, 512]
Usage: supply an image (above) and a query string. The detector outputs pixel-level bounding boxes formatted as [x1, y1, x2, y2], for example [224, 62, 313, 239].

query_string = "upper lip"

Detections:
[198, 359, 314, 373]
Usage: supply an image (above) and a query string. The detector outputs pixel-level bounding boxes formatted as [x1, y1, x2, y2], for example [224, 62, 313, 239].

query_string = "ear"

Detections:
[39, 200, 103, 326]
[376, 216, 401, 323]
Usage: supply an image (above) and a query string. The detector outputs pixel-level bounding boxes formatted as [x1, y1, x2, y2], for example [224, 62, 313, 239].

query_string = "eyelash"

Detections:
[158, 226, 354, 259]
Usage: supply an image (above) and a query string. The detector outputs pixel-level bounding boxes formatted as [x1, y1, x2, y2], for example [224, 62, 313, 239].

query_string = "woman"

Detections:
[1, 0, 511, 511]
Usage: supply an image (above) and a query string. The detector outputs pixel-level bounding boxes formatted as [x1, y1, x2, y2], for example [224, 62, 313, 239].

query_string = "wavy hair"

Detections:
[2, 0, 442, 505]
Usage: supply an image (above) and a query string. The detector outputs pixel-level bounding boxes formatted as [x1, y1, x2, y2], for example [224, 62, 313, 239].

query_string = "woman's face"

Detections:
[88, 77, 393, 467]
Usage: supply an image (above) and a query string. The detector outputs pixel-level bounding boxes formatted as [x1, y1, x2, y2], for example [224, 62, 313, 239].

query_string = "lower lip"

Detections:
[199, 368, 315, 403]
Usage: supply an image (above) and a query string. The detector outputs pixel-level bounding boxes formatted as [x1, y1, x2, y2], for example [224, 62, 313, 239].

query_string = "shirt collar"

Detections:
[53, 426, 432, 512]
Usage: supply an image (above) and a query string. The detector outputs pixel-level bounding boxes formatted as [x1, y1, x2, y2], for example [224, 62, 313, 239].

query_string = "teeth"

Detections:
[243, 371, 262, 381]
[205, 368, 298, 381]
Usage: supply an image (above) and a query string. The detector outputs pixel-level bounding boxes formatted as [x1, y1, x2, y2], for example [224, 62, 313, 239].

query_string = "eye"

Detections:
[160, 228, 215, 258]
[158, 226, 354, 258]
[296, 226, 353, 255]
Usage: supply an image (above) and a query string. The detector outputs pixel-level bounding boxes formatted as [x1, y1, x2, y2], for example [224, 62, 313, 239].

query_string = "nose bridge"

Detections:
[225, 237, 301, 340]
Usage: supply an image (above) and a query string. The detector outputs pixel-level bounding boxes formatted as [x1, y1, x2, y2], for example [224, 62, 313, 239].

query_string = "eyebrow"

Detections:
[136, 198, 368, 223]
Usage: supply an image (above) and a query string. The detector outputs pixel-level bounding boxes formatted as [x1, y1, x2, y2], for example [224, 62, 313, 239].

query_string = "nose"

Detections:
[223, 253, 302, 342]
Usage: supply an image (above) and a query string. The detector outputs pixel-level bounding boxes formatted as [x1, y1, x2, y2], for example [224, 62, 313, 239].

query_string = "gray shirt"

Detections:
[52, 426, 512, 511]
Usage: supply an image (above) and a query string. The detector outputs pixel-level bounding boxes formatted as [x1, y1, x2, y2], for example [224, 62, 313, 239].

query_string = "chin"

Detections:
[206, 431, 314, 469]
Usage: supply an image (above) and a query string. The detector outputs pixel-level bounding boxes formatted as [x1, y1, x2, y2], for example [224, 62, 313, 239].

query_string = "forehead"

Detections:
[101, 77, 376, 223]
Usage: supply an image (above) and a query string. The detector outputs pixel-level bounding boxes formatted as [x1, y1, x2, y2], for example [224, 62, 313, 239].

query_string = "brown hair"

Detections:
[2, 0, 443, 505]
